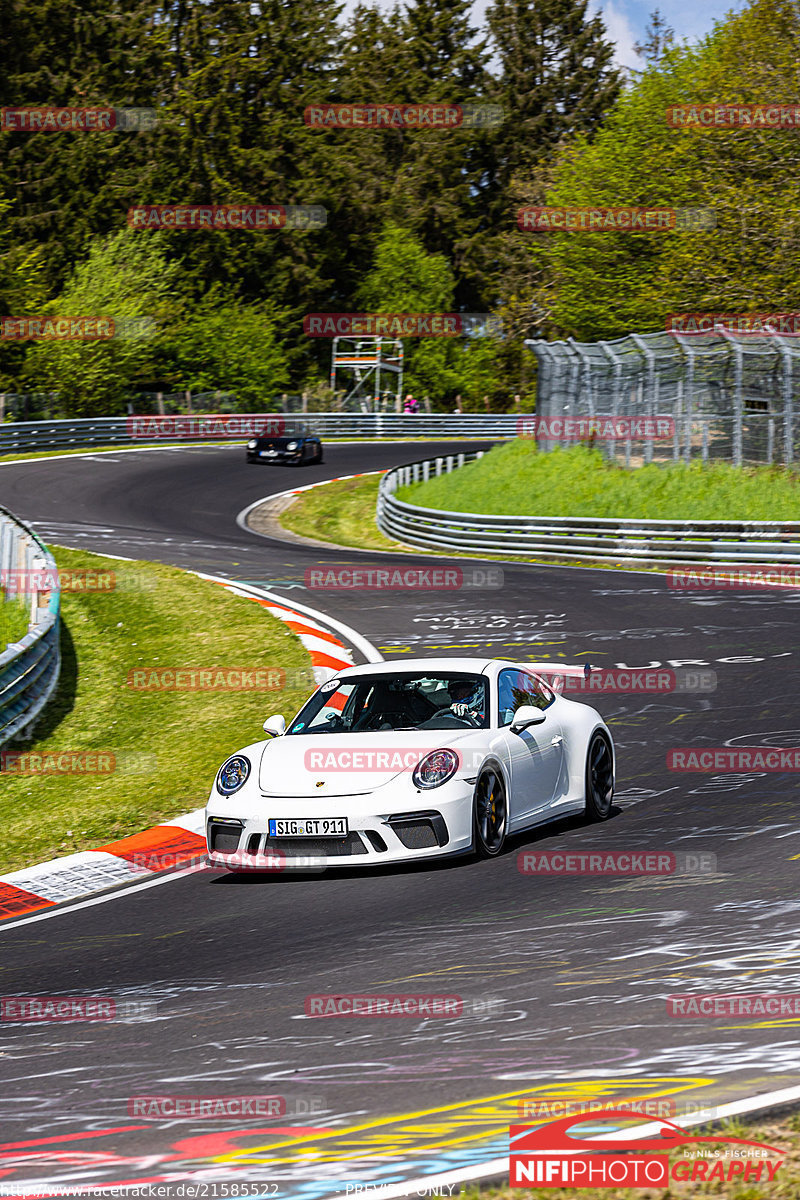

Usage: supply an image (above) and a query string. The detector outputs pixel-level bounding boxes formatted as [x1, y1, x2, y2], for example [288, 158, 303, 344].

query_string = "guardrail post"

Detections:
[777, 337, 794, 466]
[630, 334, 655, 465]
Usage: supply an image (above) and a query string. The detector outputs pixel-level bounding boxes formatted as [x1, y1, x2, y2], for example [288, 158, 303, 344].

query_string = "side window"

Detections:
[498, 669, 553, 726]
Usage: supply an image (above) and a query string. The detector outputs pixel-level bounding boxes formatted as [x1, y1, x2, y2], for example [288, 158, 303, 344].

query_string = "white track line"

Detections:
[195, 574, 383, 664]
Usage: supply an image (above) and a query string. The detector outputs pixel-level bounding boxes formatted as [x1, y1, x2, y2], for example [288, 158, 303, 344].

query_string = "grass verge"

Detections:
[0, 546, 314, 874]
[401, 441, 800, 521]
[1, 592, 31, 650]
[275, 474, 726, 575]
[279, 474, 408, 552]
[466, 1114, 800, 1200]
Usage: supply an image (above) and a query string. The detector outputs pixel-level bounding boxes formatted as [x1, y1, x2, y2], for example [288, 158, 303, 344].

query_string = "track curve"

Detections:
[1, 441, 799, 1196]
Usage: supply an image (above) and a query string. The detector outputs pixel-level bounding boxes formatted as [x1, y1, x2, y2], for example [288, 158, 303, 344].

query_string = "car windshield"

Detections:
[286, 672, 489, 734]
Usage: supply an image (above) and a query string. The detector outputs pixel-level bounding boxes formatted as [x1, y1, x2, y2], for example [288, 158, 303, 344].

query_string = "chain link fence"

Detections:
[526, 330, 800, 467]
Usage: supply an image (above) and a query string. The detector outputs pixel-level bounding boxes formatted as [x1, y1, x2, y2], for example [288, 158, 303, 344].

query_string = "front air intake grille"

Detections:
[209, 821, 244, 853]
[391, 820, 439, 849]
[388, 811, 449, 849]
[262, 834, 367, 857]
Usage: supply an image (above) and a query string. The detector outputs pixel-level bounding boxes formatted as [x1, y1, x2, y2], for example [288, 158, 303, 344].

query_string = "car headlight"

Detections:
[286, 441, 299, 450]
[412, 748, 459, 790]
[247, 440, 257, 449]
[216, 755, 251, 795]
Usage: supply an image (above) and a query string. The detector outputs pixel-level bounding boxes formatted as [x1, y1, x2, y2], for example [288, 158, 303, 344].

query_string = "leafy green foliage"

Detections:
[22, 230, 180, 415]
[529, 0, 800, 339]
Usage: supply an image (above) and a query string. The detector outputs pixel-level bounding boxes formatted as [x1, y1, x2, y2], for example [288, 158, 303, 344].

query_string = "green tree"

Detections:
[23, 229, 179, 415]
[527, 0, 800, 339]
[356, 221, 505, 405]
[634, 8, 676, 64]
[161, 291, 290, 407]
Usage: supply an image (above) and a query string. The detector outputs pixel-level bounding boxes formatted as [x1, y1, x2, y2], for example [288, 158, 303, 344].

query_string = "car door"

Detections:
[496, 668, 565, 828]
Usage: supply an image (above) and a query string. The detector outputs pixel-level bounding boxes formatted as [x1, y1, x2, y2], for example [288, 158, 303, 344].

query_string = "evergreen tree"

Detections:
[634, 9, 676, 65]
[487, 0, 622, 180]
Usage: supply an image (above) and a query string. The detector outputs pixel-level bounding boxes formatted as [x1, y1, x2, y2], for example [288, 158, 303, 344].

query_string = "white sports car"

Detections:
[205, 657, 615, 870]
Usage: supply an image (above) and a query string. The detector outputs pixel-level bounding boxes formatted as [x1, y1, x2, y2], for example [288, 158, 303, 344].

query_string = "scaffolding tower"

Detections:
[330, 337, 404, 412]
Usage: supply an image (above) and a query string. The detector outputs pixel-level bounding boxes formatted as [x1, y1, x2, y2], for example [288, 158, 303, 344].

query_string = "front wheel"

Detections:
[473, 767, 507, 858]
[585, 732, 614, 822]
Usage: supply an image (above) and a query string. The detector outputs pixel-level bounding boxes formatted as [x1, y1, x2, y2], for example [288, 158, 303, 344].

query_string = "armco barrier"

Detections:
[376, 453, 800, 564]
[0, 414, 518, 454]
[0, 508, 60, 747]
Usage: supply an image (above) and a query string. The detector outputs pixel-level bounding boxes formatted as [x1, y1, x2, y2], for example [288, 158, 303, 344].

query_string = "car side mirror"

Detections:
[263, 715, 286, 737]
[510, 705, 546, 732]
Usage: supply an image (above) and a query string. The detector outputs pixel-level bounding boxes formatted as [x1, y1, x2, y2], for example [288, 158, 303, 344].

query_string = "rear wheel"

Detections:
[473, 767, 507, 858]
[585, 732, 613, 821]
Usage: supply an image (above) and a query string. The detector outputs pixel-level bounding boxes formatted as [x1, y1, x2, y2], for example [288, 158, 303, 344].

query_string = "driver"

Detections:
[448, 679, 485, 723]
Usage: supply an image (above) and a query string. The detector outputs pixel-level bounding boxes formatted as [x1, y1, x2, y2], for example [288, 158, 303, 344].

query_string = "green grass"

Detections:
[279, 474, 409, 551]
[400, 441, 800, 521]
[0, 546, 315, 874]
[467, 1115, 800, 1200]
[1, 592, 31, 649]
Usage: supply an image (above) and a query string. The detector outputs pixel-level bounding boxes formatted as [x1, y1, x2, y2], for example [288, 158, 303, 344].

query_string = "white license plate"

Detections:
[261, 450, 278, 457]
[269, 818, 348, 837]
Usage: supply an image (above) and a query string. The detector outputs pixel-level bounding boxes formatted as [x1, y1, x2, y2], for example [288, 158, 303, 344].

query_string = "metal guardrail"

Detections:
[376, 453, 800, 564]
[0, 507, 61, 747]
[0, 414, 518, 454]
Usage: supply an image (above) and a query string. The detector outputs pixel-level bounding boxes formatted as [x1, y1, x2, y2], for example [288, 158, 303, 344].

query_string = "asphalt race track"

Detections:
[1, 441, 800, 1197]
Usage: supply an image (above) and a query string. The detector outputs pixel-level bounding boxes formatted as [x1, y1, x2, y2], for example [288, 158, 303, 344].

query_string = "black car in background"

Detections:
[246, 421, 323, 466]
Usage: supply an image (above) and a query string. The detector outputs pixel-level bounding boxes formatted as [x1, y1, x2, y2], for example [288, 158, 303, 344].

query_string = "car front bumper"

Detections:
[246, 450, 303, 463]
[206, 782, 475, 870]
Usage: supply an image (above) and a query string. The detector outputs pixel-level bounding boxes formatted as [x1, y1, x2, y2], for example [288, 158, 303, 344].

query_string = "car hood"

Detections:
[258, 729, 481, 796]
[255, 437, 301, 448]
